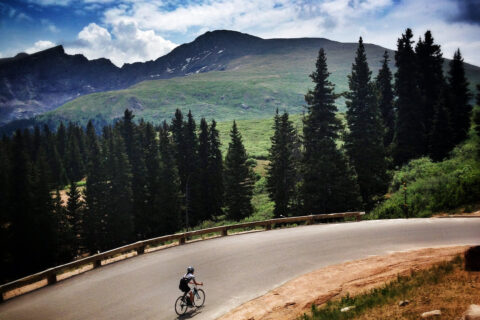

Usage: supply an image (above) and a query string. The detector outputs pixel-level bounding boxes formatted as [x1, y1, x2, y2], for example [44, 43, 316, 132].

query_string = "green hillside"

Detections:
[39, 42, 395, 126]
[216, 114, 303, 159]
[40, 40, 480, 128]
[216, 113, 347, 159]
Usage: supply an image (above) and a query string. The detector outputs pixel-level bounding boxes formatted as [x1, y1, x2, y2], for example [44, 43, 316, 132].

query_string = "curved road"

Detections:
[0, 218, 479, 320]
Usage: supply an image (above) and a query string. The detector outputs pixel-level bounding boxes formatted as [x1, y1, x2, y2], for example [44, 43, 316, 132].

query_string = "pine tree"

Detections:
[477, 84, 480, 107]
[66, 181, 84, 256]
[171, 109, 186, 189]
[120, 109, 147, 240]
[170, 109, 196, 228]
[448, 49, 472, 145]
[158, 121, 181, 234]
[0, 136, 10, 223]
[224, 121, 254, 220]
[393, 28, 425, 165]
[375, 51, 395, 148]
[44, 125, 68, 187]
[197, 118, 224, 221]
[31, 146, 58, 262]
[65, 123, 85, 182]
[206, 119, 224, 218]
[197, 118, 211, 221]
[53, 189, 75, 263]
[142, 122, 163, 238]
[9, 130, 35, 277]
[416, 31, 445, 149]
[56, 122, 67, 164]
[429, 89, 454, 161]
[106, 132, 134, 248]
[121, 109, 136, 160]
[74, 124, 87, 166]
[185, 111, 202, 224]
[266, 110, 300, 217]
[85, 120, 98, 161]
[0, 138, 11, 279]
[345, 37, 389, 209]
[32, 125, 42, 162]
[302, 48, 361, 214]
[83, 124, 108, 253]
[475, 84, 480, 157]
[30, 151, 57, 269]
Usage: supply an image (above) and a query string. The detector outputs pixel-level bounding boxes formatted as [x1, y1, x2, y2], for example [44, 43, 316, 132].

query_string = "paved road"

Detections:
[0, 218, 479, 320]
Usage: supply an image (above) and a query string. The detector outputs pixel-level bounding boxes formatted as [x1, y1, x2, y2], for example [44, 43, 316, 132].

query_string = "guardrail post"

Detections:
[0, 292, 4, 303]
[137, 245, 146, 255]
[266, 223, 272, 231]
[221, 228, 228, 236]
[179, 237, 186, 245]
[306, 216, 314, 225]
[356, 214, 363, 222]
[94, 259, 102, 268]
[47, 273, 57, 285]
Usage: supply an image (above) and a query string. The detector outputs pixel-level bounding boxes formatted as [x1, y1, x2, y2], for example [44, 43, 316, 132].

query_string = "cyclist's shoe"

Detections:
[186, 297, 193, 306]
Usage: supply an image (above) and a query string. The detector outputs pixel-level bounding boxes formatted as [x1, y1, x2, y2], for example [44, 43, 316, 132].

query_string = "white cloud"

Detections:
[16, 12, 33, 22]
[335, 0, 480, 65]
[99, 0, 480, 66]
[25, 40, 57, 53]
[26, 0, 73, 6]
[78, 22, 111, 43]
[19, 0, 480, 66]
[26, 0, 121, 6]
[41, 19, 60, 33]
[102, 0, 392, 36]
[103, 0, 300, 33]
[64, 22, 177, 67]
[8, 7, 17, 18]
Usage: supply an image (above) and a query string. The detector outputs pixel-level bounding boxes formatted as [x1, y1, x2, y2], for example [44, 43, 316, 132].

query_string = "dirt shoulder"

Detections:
[218, 246, 469, 320]
[433, 209, 480, 218]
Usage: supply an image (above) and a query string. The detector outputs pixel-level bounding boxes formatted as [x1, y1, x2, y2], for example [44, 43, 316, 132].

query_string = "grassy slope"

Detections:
[38, 40, 480, 128]
[39, 43, 393, 126]
[216, 113, 303, 159]
[301, 255, 478, 320]
[212, 115, 296, 222]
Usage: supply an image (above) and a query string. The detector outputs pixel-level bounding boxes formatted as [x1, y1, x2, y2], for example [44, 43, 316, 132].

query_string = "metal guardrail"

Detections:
[0, 211, 364, 302]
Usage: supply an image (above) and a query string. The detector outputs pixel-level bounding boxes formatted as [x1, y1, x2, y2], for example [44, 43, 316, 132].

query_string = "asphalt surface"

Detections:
[0, 218, 479, 320]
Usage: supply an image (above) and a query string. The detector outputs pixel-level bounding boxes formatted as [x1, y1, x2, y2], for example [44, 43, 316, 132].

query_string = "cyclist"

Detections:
[179, 266, 203, 306]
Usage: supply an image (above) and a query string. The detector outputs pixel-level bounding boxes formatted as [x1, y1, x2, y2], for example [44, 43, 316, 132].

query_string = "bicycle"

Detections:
[174, 284, 205, 315]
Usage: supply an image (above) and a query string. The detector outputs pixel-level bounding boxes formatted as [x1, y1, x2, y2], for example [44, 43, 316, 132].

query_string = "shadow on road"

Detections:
[176, 306, 204, 319]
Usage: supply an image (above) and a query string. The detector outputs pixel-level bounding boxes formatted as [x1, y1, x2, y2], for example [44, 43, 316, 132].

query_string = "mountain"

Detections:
[0, 46, 124, 125]
[1, 30, 480, 129]
[0, 30, 299, 125]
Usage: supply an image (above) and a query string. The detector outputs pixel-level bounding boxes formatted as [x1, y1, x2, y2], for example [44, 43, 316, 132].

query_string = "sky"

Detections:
[0, 0, 479, 67]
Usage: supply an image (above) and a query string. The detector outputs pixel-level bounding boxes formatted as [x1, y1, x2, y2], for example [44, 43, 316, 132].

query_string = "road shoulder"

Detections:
[218, 246, 468, 320]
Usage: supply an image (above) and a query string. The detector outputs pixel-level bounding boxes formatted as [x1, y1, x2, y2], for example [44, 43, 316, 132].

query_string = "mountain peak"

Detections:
[34, 45, 65, 56]
[192, 29, 263, 47]
[14, 52, 29, 58]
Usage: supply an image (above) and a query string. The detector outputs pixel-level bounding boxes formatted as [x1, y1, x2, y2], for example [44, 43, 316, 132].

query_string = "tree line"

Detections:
[266, 28, 474, 217]
[0, 110, 254, 282]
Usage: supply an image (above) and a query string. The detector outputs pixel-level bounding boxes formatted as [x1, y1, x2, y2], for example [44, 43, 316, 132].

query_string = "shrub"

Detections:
[370, 128, 480, 218]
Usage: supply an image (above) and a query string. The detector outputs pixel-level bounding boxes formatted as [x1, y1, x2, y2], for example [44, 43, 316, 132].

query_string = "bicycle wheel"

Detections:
[193, 289, 205, 307]
[174, 296, 188, 315]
